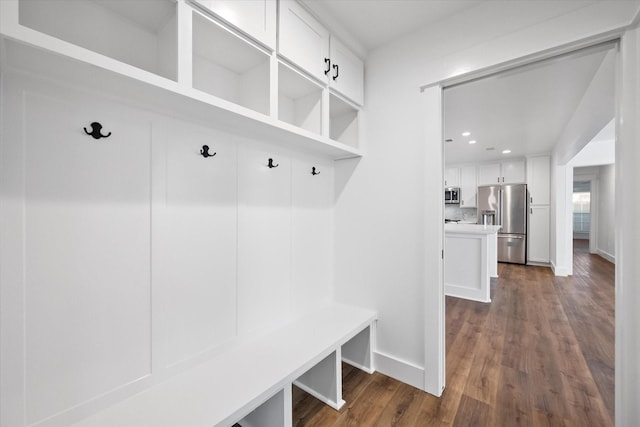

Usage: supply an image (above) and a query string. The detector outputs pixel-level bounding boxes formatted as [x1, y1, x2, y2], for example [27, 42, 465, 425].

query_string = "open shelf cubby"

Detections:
[18, 0, 178, 81]
[330, 93, 359, 147]
[235, 388, 286, 427]
[278, 62, 323, 136]
[192, 10, 270, 116]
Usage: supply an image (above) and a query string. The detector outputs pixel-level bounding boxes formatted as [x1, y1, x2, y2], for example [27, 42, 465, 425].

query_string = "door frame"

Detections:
[422, 28, 637, 424]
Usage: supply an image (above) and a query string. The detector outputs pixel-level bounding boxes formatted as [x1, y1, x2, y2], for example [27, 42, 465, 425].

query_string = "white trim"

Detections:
[597, 249, 616, 264]
[342, 357, 375, 374]
[292, 381, 345, 411]
[373, 351, 426, 393]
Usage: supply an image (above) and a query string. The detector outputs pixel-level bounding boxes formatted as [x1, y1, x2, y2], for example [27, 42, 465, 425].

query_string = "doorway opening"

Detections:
[573, 181, 591, 241]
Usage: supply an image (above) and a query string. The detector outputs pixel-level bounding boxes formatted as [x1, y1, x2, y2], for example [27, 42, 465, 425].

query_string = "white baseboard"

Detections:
[373, 351, 425, 391]
[597, 249, 615, 264]
[551, 261, 570, 277]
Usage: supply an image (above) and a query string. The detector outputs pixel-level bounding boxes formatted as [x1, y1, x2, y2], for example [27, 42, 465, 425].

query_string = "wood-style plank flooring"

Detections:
[292, 239, 615, 426]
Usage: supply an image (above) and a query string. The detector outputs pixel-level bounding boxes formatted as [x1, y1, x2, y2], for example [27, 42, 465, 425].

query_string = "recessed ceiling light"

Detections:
[468, 140, 477, 144]
[502, 149, 511, 154]
[462, 132, 471, 137]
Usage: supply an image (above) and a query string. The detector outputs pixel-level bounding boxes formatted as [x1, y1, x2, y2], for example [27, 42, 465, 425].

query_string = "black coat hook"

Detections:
[311, 167, 320, 176]
[268, 158, 279, 168]
[84, 122, 111, 139]
[200, 145, 216, 158]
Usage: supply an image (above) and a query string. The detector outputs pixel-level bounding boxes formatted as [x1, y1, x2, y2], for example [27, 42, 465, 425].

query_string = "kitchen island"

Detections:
[444, 224, 501, 303]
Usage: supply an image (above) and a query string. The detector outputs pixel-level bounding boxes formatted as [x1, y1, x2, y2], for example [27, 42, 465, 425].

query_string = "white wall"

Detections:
[617, 24, 640, 426]
[597, 164, 615, 261]
[334, 0, 638, 397]
[0, 71, 334, 426]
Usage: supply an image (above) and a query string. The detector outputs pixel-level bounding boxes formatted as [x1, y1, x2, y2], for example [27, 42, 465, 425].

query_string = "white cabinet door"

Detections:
[158, 125, 237, 366]
[194, 0, 277, 49]
[502, 159, 526, 184]
[445, 167, 460, 187]
[528, 205, 550, 263]
[329, 37, 364, 105]
[459, 166, 477, 208]
[278, 0, 329, 81]
[477, 163, 501, 186]
[291, 157, 333, 317]
[237, 144, 292, 335]
[526, 156, 550, 205]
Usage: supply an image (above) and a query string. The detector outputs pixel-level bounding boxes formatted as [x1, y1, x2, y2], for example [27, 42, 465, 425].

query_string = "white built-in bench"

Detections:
[71, 303, 377, 427]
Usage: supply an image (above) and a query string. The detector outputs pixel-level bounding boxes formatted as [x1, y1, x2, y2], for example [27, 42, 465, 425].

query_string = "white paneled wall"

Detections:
[23, 91, 153, 425]
[0, 73, 334, 426]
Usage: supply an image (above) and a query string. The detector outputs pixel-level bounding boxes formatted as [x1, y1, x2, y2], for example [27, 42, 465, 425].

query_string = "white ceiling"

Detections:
[301, 0, 485, 52]
[444, 46, 613, 164]
[570, 119, 615, 167]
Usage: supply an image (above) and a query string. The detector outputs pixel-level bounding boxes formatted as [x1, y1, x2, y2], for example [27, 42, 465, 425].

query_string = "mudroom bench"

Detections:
[71, 303, 377, 427]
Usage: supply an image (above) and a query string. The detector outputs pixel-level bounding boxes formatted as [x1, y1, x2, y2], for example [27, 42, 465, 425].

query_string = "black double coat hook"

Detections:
[84, 122, 111, 139]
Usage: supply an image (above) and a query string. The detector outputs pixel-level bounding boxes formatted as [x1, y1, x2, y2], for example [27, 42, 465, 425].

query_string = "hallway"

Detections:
[292, 241, 615, 425]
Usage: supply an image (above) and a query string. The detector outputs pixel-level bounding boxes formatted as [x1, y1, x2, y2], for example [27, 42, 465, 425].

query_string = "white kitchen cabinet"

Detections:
[278, 0, 364, 106]
[193, 0, 277, 49]
[477, 160, 525, 185]
[477, 163, 501, 185]
[459, 165, 477, 208]
[501, 159, 526, 184]
[237, 144, 292, 335]
[526, 156, 550, 205]
[528, 205, 550, 263]
[445, 167, 460, 187]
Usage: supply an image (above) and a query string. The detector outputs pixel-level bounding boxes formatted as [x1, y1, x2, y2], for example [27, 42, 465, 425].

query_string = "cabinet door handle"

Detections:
[333, 64, 339, 80]
[531, 208, 533, 214]
[530, 196, 533, 204]
[324, 58, 331, 75]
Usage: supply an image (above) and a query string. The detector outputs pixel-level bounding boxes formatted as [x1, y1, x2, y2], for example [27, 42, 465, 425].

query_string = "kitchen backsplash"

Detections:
[445, 206, 477, 222]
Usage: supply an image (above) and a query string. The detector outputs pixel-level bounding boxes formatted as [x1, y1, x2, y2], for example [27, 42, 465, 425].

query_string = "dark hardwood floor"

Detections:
[293, 239, 615, 426]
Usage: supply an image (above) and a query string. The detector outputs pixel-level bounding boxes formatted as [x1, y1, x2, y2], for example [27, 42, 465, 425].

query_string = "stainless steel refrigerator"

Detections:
[477, 184, 527, 264]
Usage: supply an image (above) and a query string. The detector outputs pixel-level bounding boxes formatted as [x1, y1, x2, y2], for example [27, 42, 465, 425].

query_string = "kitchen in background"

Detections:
[444, 203, 477, 223]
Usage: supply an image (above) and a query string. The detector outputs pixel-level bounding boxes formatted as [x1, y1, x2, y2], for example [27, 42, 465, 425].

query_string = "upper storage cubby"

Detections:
[18, 0, 178, 81]
[330, 93, 358, 148]
[278, 62, 322, 135]
[191, 0, 277, 50]
[192, 9, 270, 116]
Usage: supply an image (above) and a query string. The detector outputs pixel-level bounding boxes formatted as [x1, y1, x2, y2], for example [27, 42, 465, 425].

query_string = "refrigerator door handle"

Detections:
[499, 189, 503, 226]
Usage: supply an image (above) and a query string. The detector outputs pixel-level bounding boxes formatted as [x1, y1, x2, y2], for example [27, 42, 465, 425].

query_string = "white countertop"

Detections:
[445, 224, 502, 235]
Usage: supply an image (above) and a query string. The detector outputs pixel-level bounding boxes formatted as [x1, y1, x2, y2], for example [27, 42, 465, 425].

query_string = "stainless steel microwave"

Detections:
[445, 187, 460, 204]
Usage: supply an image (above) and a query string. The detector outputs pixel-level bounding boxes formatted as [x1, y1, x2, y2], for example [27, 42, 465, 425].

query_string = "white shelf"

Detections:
[278, 61, 323, 135]
[330, 93, 359, 148]
[192, 9, 270, 115]
[18, 0, 178, 81]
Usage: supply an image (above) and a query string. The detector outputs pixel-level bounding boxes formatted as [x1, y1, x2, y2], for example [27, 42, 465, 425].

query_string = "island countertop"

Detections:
[445, 224, 502, 235]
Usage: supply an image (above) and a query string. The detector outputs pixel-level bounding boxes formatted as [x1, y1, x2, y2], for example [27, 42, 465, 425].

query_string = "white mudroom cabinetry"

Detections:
[192, 0, 277, 49]
[278, 0, 364, 106]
